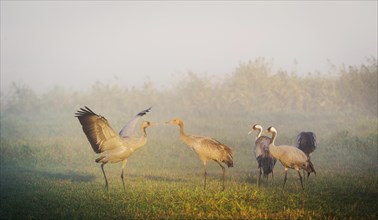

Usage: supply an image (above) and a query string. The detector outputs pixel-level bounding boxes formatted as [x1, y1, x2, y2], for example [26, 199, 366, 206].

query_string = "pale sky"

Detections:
[1, 1, 377, 93]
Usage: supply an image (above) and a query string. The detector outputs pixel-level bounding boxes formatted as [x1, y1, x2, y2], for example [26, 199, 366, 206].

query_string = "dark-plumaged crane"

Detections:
[248, 124, 277, 186]
[266, 126, 315, 190]
[167, 118, 233, 190]
[75, 106, 153, 191]
[296, 131, 317, 179]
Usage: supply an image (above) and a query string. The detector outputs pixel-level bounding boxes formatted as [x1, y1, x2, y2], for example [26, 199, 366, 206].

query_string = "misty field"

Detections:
[1, 59, 377, 219]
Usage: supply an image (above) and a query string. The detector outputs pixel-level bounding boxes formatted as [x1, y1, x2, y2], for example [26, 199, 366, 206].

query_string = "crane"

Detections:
[166, 118, 233, 190]
[266, 126, 315, 190]
[248, 124, 277, 186]
[296, 131, 317, 180]
[75, 106, 153, 191]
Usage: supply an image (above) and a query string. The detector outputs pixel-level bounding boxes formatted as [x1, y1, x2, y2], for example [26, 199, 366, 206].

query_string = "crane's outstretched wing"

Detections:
[119, 107, 151, 139]
[75, 106, 123, 153]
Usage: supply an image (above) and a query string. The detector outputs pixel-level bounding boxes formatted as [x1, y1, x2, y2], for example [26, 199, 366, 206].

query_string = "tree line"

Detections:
[1, 57, 377, 122]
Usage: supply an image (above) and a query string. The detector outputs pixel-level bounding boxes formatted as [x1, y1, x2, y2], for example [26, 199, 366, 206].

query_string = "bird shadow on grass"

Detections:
[18, 168, 96, 183]
[126, 173, 190, 183]
[34, 170, 96, 182]
[234, 170, 258, 184]
[1, 165, 96, 183]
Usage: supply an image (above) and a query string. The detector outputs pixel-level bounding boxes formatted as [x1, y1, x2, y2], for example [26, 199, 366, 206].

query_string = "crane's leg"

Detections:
[203, 161, 207, 190]
[258, 167, 262, 187]
[282, 167, 288, 190]
[120, 159, 128, 192]
[216, 161, 226, 191]
[298, 170, 304, 190]
[265, 173, 269, 186]
[100, 163, 108, 191]
[302, 169, 306, 182]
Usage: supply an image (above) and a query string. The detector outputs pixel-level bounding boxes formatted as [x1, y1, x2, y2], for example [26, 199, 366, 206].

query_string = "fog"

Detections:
[1, 1, 377, 93]
[1, 4, 377, 218]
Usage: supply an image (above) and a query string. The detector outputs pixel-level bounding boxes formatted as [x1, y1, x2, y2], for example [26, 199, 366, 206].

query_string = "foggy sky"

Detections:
[1, 1, 377, 93]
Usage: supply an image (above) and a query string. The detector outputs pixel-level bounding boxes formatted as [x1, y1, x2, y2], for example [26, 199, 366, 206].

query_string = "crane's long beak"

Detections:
[247, 129, 253, 135]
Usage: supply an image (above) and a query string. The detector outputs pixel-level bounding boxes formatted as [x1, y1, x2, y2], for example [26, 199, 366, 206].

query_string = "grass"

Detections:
[1, 163, 377, 219]
[1, 112, 377, 219]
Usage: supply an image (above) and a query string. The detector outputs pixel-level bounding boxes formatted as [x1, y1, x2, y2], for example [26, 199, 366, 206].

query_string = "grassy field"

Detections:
[1, 110, 377, 219]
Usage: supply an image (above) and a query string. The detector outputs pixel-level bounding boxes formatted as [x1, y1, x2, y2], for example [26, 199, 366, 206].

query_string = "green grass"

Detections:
[1, 164, 377, 219]
[1, 135, 377, 219]
[1, 112, 377, 219]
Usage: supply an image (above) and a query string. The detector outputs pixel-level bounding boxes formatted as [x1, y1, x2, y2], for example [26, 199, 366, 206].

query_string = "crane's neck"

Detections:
[178, 123, 186, 136]
[177, 123, 193, 147]
[256, 128, 263, 139]
[142, 126, 147, 138]
[130, 126, 148, 152]
[268, 131, 280, 158]
[270, 131, 276, 145]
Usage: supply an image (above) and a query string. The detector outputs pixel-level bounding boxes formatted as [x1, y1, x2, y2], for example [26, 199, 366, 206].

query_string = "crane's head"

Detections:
[141, 121, 157, 129]
[166, 118, 183, 126]
[248, 124, 263, 135]
[252, 124, 263, 130]
[267, 126, 277, 134]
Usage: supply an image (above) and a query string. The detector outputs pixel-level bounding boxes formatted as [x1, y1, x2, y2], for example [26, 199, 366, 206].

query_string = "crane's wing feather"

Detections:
[119, 107, 151, 138]
[75, 106, 123, 153]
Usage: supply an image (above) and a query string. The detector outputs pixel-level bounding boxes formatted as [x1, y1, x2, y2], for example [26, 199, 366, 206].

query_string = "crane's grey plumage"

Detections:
[266, 126, 315, 190]
[296, 131, 317, 179]
[248, 124, 277, 186]
[75, 106, 153, 191]
[167, 118, 233, 190]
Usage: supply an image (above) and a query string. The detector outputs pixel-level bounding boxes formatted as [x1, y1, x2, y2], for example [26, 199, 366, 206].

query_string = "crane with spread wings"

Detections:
[75, 106, 153, 191]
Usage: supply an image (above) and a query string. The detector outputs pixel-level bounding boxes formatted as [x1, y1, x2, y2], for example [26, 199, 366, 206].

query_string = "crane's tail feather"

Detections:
[306, 159, 316, 176]
[95, 156, 106, 163]
[223, 147, 234, 168]
[222, 152, 234, 167]
[225, 159, 233, 168]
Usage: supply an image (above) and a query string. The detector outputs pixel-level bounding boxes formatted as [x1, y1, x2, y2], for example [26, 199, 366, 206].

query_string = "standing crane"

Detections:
[167, 118, 233, 190]
[248, 124, 277, 186]
[75, 106, 153, 191]
[266, 126, 315, 190]
[296, 131, 317, 180]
